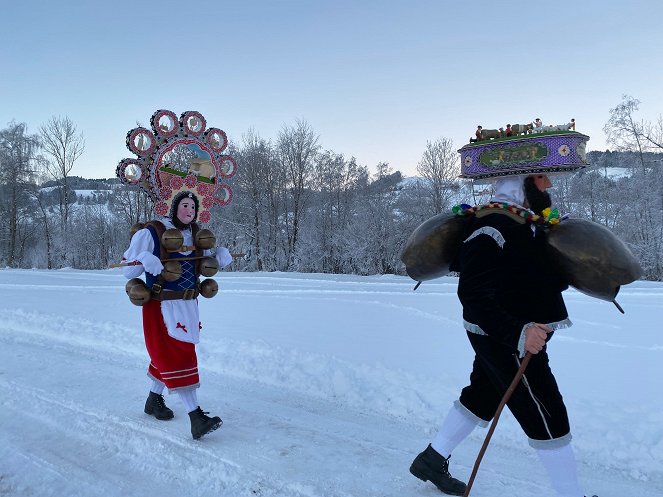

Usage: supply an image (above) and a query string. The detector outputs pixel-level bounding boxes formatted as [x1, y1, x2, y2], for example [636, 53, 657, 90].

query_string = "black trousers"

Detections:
[458, 332, 571, 444]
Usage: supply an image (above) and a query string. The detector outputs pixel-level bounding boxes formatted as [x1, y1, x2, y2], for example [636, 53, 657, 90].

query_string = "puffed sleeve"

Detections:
[122, 229, 155, 279]
[203, 246, 233, 269]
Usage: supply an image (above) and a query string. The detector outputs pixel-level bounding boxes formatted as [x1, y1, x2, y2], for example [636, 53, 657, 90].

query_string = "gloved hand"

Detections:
[215, 247, 233, 268]
[137, 251, 164, 276]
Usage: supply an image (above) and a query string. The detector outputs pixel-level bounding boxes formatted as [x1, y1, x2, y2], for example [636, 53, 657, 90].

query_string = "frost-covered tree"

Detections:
[39, 116, 85, 267]
[302, 152, 368, 272]
[231, 130, 285, 271]
[277, 119, 319, 269]
[0, 122, 41, 267]
[416, 137, 460, 214]
[39, 116, 85, 228]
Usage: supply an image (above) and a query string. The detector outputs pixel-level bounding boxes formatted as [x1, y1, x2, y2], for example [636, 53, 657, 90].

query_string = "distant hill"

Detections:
[587, 150, 663, 168]
[40, 176, 119, 190]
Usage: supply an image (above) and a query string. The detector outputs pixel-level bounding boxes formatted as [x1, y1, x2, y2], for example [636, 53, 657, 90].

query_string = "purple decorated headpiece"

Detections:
[459, 125, 589, 183]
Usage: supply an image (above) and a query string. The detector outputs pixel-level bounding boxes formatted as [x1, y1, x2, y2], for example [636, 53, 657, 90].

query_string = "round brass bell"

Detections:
[130, 223, 145, 239]
[195, 229, 216, 250]
[162, 228, 184, 251]
[161, 260, 183, 282]
[199, 278, 218, 298]
[199, 256, 219, 277]
[125, 277, 145, 296]
[128, 282, 152, 306]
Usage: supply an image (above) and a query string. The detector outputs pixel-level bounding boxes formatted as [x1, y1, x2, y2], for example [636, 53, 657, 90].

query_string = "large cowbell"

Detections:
[545, 218, 642, 301]
[401, 213, 642, 302]
[400, 212, 466, 282]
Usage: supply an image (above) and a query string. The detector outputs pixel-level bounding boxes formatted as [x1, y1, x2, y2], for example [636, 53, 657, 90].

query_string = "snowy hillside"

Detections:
[0, 269, 661, 497]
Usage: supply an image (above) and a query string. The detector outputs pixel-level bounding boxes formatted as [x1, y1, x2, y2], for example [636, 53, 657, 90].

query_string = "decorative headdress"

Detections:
[459, 124, 589, 182]
[116, 109, 236, 224]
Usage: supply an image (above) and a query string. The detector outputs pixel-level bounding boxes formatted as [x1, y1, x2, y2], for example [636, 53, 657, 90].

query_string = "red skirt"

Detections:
[142, 299, 199, 391]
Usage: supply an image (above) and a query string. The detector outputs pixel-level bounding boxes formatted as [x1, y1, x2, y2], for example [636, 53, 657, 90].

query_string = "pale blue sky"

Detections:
[2, 0, 662, 178]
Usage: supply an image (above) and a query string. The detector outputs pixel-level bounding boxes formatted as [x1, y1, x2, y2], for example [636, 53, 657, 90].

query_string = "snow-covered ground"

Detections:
[0, 269, 661, 497]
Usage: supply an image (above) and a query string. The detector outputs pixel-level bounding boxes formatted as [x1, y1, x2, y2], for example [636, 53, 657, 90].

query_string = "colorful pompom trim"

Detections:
[452, 202, 563, 227]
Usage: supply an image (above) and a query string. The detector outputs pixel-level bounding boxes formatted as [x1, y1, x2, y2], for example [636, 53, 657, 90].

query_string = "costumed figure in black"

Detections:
[400, 125, 637, 497]
[409, 173, 591, 496]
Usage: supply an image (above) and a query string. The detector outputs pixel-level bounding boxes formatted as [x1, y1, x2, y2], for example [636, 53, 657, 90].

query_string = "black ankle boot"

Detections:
[188, 407, 222, 440]
[410, 444, 466, 496]
[144, 391, 174, 420]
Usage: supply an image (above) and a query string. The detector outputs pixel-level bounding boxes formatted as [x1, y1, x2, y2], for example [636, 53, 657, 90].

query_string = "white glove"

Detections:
[137, 251, 164, 276]
[215, 247, 233, 268]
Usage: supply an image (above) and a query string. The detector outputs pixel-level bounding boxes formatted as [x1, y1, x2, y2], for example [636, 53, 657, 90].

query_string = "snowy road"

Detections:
[1, 269, 661, 497]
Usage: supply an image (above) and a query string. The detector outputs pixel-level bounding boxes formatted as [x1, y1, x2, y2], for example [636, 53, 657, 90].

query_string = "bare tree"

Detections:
[40, 116, 85, 230]
[416, 137, 460, 214]
[26, 181, 55, 269]
[603, 95, 647, 169]
[234, 129, 280, 270]
[307, 152, 368, 272]
[375, 161, 392, 180]
[109, 186, 153, 227]
[277, 119, 319, 269]
[0, 122, 41, 267]
[643, 115, 663, 152]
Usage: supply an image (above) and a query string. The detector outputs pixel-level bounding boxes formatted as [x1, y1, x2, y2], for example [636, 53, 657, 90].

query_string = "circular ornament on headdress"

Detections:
[204, 128, 228, 152]
[458, 129, 589, 182]
[126, 128, 157, 157]
[116, 158, 145, 186]
[180, 111, 206, 136]
[218, 156, 237, 178]
[215, 184, 233, 206]
[150, 109, 178, 138]
[116, 109, 236, 224]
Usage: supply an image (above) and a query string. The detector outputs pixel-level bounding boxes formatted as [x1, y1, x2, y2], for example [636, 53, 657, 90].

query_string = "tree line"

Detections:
[1, 96, 662, 279]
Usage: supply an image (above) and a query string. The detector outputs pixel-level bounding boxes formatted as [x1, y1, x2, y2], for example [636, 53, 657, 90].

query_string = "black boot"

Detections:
[188, 407, 222, 440]
[410, 444, 466, 496]
[144, 391, 174, 420]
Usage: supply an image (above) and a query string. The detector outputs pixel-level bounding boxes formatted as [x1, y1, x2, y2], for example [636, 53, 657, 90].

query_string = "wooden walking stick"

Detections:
[463, 351, 533, 497]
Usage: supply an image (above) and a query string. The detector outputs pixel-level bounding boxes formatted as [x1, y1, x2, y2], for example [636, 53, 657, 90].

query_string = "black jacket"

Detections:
[451, 212, 569, 352]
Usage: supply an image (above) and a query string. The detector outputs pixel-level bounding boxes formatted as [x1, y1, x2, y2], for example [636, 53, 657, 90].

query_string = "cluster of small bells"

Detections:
[125, 224, 220, 306]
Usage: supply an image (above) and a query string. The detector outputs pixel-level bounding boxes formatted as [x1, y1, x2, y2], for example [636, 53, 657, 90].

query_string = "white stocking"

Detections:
[177, 387, 199, 413]
[536, 443, 584, 497]
[150, 379, 165, 395]
[431, 403, 478, 457]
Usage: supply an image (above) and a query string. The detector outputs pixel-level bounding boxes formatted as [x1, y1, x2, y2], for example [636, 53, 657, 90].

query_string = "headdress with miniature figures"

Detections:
[116, 109, 236, 224]
[459, 118, 589, 182]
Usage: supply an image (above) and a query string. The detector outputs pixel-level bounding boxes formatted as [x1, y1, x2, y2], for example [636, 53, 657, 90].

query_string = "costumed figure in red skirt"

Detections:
[116, 110, 237, 439]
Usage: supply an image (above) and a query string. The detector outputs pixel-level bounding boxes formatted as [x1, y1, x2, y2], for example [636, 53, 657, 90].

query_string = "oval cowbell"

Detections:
[128, 282, 152, 306]
[546, 218, 642, 301]
[401, 212, 467, 282]
[195, 229, 216, 250]
[161, 228, 184, 252]
[199, 278, 218, 298]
